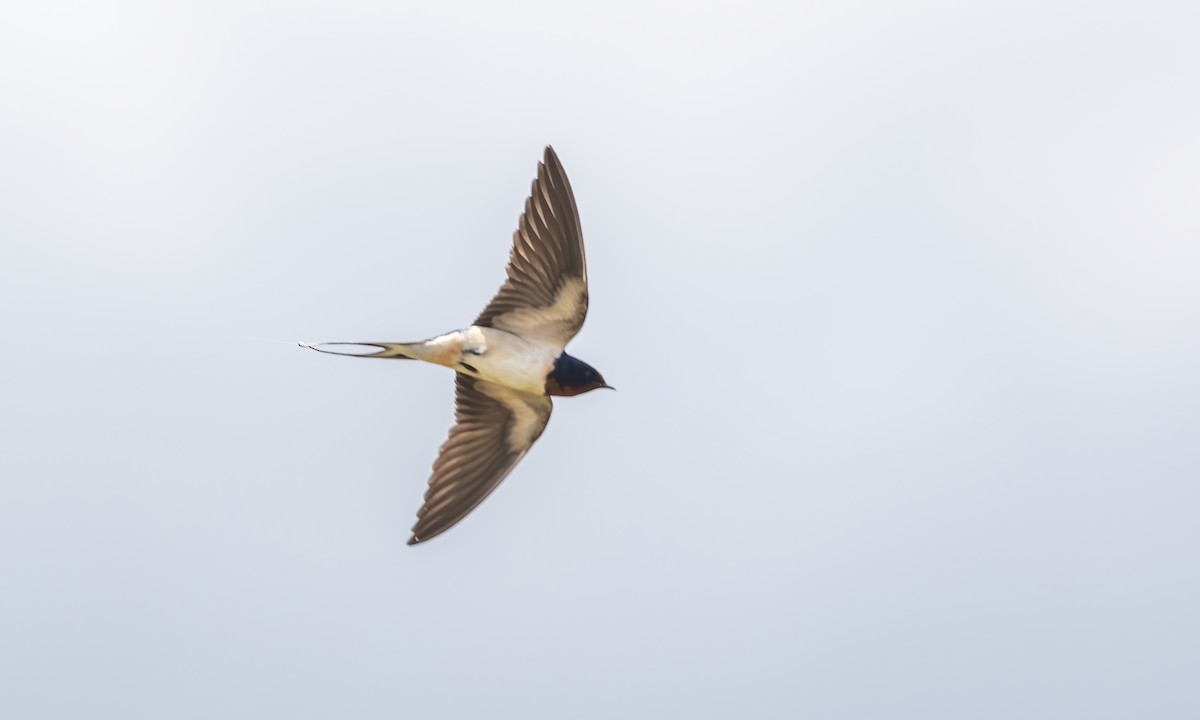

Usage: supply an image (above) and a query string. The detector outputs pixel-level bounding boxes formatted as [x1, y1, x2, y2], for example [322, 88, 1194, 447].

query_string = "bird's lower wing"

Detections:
[408, 375, 553, 545]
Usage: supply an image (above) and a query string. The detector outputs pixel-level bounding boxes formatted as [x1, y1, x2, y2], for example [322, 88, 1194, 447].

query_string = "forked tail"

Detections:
[299, 342, 418, 359]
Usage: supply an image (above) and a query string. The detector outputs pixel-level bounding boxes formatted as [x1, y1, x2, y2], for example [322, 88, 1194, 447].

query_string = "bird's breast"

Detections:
[467, 326, 559, 396]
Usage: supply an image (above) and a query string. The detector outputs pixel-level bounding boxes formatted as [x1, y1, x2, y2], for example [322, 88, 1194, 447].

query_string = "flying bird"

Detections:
[303, 146, 610, 545]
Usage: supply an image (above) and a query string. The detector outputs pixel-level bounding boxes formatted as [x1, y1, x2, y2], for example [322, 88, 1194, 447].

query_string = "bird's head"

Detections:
[545, 353, 613, 397]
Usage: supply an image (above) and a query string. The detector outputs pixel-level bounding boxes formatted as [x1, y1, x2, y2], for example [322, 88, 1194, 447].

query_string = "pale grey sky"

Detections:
[2, 1, 1199, 718]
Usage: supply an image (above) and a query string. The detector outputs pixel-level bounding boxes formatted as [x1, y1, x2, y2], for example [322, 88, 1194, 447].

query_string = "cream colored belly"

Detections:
[455, 325, 558, 395]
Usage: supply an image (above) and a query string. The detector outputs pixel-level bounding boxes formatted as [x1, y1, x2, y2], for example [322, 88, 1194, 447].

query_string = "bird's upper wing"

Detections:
[474, 146, 588, 349]
[408, 374, 553, 545]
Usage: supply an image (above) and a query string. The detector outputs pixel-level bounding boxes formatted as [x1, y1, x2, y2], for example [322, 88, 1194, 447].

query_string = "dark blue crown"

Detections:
[551, 353, 599, 386]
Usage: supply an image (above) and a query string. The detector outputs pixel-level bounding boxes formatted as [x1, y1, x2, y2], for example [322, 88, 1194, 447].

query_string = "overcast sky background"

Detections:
[3, 1, 1199, 718]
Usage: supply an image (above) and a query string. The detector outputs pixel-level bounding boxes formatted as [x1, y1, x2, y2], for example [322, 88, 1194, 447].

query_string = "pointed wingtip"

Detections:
[406, 535, 421, 546]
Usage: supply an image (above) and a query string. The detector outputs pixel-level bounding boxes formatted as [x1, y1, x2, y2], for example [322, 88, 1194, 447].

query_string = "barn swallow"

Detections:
[303, 146, 610, 545]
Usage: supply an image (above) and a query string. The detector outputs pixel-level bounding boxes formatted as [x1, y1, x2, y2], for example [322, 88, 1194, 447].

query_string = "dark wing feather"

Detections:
[408, 374, 553, 545]
[474, 146, 588, 347]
